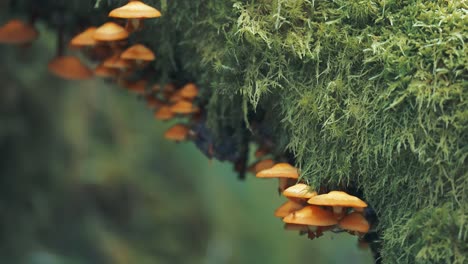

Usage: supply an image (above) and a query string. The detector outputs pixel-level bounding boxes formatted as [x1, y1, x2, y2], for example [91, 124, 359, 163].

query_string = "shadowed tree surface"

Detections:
[2, 0, 467, 263]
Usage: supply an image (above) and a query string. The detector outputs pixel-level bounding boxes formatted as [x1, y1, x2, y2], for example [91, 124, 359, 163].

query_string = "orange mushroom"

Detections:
[256, 163, 299, 179]
[93, 22, 129, 42]
[178, 83, 198, 100]
[338, 212, 370, 234]
[274, 200, 304, 218]
[154, 106, 175, 121]
[283, 205, 338, 226]
[247, 159, 275, 174]
[307, 191, 367, 218]
[256, 163, 299, 194]
[0, 19, 38, 44]
[170, 100, 199, 114]
[120, 44, 155, 66]
[283, 183, 317, 201]
[109, 1, 161, 32]
[48, 56, 93, 80]
[69, 27, 97, 47]
[164, 124, 189, 142]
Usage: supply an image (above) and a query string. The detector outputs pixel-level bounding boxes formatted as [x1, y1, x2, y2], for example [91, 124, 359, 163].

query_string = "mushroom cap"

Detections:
[338, 212, 370, 233]
[164, 124, 189, 141]
[0, 19, 38, 44]
[170, 100, 199, 114]
[48, 56, 93, 80]
[93, 22, 129, 42]
[283, 183, 318, 199]
[109, 1, 162, 19]
[256, 163, 299, 179]
[154, 106, 175, 120]
[283, 205, 338, 226]
[121, 44, 155, 61]
[307, 191, 368, 208]
[103, 54, 133, 70]
[248, 159, 275, 174]
[70, 27, 97, 47]
[94, 64, 119, 78]
[274, 200, 304, 218]
[179, 83, 198, 99]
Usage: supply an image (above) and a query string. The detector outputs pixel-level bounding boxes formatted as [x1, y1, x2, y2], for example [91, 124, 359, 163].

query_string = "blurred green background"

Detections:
[0, 19, 373, 264]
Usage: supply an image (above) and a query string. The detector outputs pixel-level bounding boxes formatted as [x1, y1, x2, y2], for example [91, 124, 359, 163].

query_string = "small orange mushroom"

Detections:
[170, 100, 199, 114]
[256, 163, 299, 179]
[283, 183, 317, 201]
[48, 56, 93, 80]
[178, 83, 198, 100]
[120, 44, 155, 66]
[164, 124, 189, 142]
[247, 159, 275, 174]
[256, 163, 299, 194]
[274, 200, 304, 218]
[154, 106, 175, 121]
[93, 22, 129, 42]
[307, 191, 368, 218]
[69, 27, 97, 48]
[283, 205, 338, 226]
[338, 212, 370, 234]
[0, 19, 38, 45]
[109, 1, 161, 32]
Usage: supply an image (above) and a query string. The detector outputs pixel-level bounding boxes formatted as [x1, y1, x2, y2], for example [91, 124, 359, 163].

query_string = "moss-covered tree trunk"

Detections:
[5, 0, 467, 263]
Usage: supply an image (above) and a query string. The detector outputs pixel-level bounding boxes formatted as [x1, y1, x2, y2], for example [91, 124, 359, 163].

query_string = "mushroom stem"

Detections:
[332, 206, 343, 215]
[125, 19, 143, 33]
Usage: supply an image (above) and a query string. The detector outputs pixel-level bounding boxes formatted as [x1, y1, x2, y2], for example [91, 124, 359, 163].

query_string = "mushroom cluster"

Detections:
[255, 161, 372, 244]
[1, 1, 376, 251]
